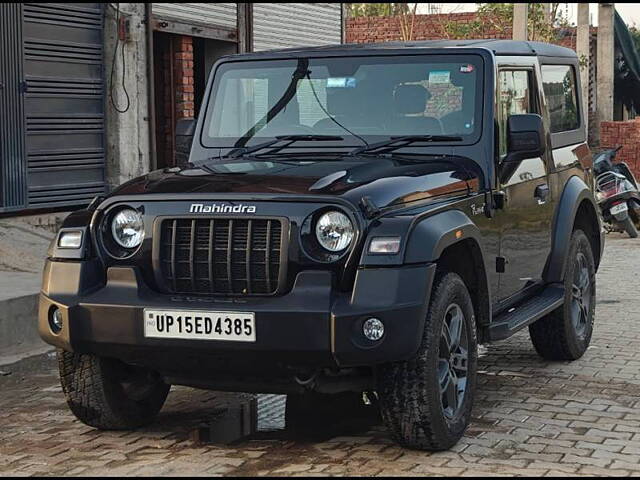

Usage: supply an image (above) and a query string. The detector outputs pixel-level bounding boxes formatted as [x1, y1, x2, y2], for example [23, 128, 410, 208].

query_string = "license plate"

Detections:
[610, 203, 628, 215]
[144, 309, 255, 342]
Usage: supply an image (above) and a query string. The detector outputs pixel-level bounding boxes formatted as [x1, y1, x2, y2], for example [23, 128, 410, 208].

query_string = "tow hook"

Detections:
[294, 370, 319, 389]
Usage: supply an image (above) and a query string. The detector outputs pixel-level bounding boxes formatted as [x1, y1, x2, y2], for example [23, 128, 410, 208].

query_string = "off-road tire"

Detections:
[376, 272, 478, 451]
[57, 349, 170, 430]
[529, 229, 596, 360]
[622, 216, 638, 238]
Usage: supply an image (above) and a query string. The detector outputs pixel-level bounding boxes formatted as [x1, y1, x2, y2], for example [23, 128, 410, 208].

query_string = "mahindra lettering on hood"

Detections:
[189, 203, 257, 214]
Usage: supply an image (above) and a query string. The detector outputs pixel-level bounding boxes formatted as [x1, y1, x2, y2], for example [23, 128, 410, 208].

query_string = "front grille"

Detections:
[158, 218, 284, 295]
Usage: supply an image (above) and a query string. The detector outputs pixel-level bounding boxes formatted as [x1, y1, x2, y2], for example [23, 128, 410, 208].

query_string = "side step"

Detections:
[488, 284, 565, 342]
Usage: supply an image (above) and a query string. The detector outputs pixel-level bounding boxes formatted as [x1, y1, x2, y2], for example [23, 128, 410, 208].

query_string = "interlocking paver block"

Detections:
[1, 235, 640, 476]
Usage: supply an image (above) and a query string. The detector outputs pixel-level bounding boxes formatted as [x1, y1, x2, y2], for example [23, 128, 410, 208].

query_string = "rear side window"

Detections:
[541, 65, 579, 133]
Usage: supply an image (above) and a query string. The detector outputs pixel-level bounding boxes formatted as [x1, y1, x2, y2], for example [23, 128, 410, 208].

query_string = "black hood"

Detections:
[110, 155, 482, 210]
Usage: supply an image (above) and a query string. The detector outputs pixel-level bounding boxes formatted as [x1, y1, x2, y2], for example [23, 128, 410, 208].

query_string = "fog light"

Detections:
[363, 317, 384, 341]
[58, 230, 83, 249]
[49, 307, 63, 334]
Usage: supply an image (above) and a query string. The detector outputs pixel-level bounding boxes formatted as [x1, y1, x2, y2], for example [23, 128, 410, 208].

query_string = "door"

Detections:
[0, 3, 27, 212]
[22, 3, 106, 208]
[496, 67, 554, 303]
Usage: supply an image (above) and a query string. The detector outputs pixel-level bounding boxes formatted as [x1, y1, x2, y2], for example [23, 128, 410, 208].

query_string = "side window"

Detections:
[498, 69, 535, 157]
[541, 65, 579, 133]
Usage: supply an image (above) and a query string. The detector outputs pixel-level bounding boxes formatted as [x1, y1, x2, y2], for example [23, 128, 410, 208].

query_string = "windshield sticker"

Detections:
[326, 77, 357, 88]
[460, 64, 475, 73]
[428, 71, 450, 84]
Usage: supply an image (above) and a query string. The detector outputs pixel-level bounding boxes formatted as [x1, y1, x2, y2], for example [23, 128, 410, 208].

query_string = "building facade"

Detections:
[0, 2, 343, 215]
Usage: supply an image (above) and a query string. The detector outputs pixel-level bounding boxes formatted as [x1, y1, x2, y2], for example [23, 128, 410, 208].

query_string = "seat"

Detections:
[392, 84, 443, 135]
[313, 84, 383, 135]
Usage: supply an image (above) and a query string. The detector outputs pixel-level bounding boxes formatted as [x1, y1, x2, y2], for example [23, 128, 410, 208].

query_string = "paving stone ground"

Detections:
[1, 233, 639, 476]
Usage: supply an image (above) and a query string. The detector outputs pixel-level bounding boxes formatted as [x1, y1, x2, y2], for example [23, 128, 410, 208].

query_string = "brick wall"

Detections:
[157, 34, 195, 167]
[345, 12, 582, 51]
[600, 119, 640, 180]
[346, 12, 507, 43]
[174, 36, 195, 120]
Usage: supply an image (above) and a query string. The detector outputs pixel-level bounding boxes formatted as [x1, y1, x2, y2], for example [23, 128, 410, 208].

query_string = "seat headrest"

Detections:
[326, 87, 359, 116]
[394, 84, 431, 115]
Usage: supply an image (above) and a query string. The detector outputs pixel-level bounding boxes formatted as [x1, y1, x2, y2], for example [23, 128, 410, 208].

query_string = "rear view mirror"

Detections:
[503, 114, 545, 163]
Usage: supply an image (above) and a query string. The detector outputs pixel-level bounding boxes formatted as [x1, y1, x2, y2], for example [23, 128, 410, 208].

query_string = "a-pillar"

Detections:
[596, 3, 615, 144]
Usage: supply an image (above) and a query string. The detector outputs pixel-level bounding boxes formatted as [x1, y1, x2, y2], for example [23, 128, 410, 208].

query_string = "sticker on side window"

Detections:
[428, 70, 450, 84]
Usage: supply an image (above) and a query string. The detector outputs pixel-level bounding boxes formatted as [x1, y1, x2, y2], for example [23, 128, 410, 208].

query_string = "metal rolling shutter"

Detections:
[151, 3, 237, 29]
[252, 3, 342, 52]
[22, 2, 106, 208]
[0, 3, 27, 212]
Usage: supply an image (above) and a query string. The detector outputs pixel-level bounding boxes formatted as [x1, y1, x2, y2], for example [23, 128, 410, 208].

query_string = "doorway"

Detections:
[153, 32, 236, 169]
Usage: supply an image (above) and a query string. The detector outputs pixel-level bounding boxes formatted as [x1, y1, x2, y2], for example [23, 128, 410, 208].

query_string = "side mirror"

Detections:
[503, 114, 546, 163]
[175, 118, 196, 166]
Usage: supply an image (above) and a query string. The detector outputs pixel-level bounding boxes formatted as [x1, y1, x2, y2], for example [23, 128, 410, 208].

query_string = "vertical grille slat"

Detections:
[208, 218, 214, 293]
[189, 219, 196, 292]
[170, 219, 177, 292]
[227, 219, 234, 294]
[159, 217, 282, 295]
[246, 220, 253, 294]
[265, 220, 272, 293]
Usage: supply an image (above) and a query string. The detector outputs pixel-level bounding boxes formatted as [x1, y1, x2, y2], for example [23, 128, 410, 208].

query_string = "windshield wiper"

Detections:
[222, 134, 344, 159]
[349, 134, 462, 156]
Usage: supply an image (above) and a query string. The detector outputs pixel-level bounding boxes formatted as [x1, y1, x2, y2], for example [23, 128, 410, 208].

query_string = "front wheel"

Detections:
[621, 216, 638, 238]
[529, 229, 596, 360]
[57, 350, 170, 430]
[376, 272, 478, 451]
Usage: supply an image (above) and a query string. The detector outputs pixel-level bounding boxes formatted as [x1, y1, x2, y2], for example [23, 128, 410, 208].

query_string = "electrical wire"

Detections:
[109, 2, 130, 114]
[305, 72, 369, 148]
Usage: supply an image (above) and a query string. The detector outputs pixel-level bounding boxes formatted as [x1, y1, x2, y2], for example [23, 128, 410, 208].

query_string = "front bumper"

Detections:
[39, 259, 435, 373]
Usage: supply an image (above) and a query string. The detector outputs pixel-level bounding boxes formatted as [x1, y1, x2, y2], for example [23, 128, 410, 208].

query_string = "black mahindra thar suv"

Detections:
[40, 40, 604, 450]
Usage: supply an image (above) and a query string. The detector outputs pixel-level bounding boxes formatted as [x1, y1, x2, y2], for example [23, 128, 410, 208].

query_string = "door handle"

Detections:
[534, 184, 550, 204]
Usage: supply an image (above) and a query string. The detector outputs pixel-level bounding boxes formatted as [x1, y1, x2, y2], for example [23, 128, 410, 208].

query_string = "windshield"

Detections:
[202, 54, 484, 150]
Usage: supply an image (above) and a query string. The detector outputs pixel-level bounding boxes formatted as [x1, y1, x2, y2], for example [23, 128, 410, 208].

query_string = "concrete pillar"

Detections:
[513, 3, 528, 41]
[576, 3, 590, 136]
[596, 3, 615, 143]
[237, 3, 253, 53]
[104, 3, 151, 191]
[542, 3, 552, 24]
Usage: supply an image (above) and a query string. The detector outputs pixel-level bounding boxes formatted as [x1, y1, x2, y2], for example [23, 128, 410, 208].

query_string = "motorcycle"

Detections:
[593, 146, 640, 238]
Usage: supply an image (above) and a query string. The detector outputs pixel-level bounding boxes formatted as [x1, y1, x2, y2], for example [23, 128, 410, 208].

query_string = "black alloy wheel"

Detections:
[438, 303, 469, 420]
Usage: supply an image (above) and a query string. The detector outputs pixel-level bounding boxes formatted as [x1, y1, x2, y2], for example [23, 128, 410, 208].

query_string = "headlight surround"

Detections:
[315, 211, 355, 252]
[111, 208, 145, 249]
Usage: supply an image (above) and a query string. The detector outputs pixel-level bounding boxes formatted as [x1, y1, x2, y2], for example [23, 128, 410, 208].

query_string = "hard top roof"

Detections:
[232, 39, 577, 59]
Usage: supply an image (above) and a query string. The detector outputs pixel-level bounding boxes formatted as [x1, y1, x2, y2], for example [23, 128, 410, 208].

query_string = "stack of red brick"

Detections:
[600, 119, 640, 179]
[173, 36, 195, 119]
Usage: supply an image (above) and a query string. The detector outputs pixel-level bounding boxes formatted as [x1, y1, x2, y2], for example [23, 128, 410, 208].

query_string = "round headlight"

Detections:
[315, 211, 354, 252]
[111, 208, 144, 249]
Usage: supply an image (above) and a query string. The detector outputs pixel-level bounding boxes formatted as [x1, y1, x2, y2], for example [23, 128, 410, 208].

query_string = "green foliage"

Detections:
[346, 3, 409, 18]
[443, 3, 564, 42]
[630, 25, 640, 53]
